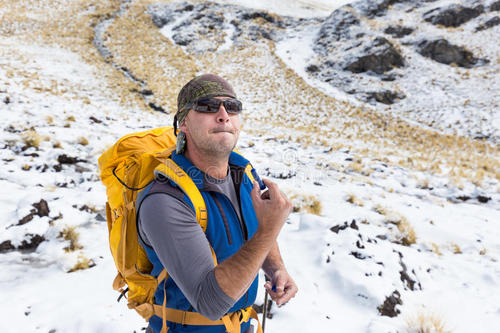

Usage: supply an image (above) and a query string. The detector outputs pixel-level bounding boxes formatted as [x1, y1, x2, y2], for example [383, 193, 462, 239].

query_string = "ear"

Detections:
[179, 114, 189, 134]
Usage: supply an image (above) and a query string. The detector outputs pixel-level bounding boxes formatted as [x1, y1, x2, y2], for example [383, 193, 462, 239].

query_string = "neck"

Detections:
[184, 147, 230, 179]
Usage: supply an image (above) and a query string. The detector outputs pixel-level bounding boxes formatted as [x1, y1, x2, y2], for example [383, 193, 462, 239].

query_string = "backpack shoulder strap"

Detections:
[153, 158, 208, 233]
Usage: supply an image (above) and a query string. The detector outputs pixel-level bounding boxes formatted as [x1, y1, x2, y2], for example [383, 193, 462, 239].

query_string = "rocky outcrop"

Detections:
[491, 1, 500, 11]
[147, 2, 312, 53]
[475, 16, 500, 31]
[384, 25, 414, 38]
[418, 39, 488, 68]
[0, 234, 45, 253]
[423, 4, 485, 27]
[356, 0, 407, 18]
[378, 290, 402, 317]
[343, 37, 405, 74]
[314, 7, 360, 53]
[366, 90, 406, 104]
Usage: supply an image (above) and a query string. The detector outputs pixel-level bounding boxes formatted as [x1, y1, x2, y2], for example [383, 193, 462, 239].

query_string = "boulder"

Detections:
[424, 4, 484, 27]
[344, 37, 405, 74]
[384, 25, 414, 38]
[418, 39, 488, 68]
[490, 1, 500, 12]
[314, 7, 360, 54]
[367, 90, 406, 104]
[356, 0, 405, 18]
[475, 16, 500, 31]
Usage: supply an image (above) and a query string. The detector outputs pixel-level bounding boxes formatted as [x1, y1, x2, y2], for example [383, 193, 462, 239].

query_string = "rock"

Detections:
[33, 199, 49, 217]
[343, 37, 405, 74]
[3, 96, 10, 104]
[477, 195, 491, 203]
[399, 255, 419, 290]
[315, 7, 360, 53]
[350, 219, 359, 230]
[241, 11, 276, 24]
[378, 290, 402, 317]
[306, 64, 320, 73]
[356, 0, 404, 18]
[475, 16, 500, 31]
[1, 235, 45, 253]
[148, 4, 176, 28]
[367, 90, 405, 104]
[89, 116, 102, 124]
[350, 251, 370, 259]
[57, 154, 83, 164]
[491, 1, 500, 11]
[424, 5, 484, 27]
[384, 25, 414, 38]
[148, 102, 165, 113]
[252, 300, 273, 318]
[330, 222, 349, 233]
[0, 240, 15, 253]
[418, 39, 488, 68]
[18, 234, 45, 252]
[18, 210, 36, 225]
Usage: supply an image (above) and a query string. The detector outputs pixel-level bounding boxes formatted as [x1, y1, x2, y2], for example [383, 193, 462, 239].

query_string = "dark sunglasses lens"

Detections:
[223, 99, 242, 114]
[194, 99, 220, 113]
[194, 98, 242, 113]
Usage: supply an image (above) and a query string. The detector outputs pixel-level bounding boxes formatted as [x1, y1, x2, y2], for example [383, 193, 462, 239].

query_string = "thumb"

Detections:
[251, 181, 260, 201]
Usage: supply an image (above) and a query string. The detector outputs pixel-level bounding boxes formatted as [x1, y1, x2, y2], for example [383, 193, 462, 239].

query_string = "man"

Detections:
[137, 74, 297, 333]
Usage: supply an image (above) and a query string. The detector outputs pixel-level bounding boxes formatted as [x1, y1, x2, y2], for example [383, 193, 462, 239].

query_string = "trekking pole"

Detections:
[262, 288, 269, 332]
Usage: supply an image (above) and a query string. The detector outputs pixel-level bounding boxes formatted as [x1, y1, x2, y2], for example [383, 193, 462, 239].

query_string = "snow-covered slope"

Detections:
[1, 0, 499, 332]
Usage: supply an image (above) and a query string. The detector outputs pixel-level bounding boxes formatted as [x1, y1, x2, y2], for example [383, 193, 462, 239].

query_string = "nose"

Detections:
[216, 102, 230, 123]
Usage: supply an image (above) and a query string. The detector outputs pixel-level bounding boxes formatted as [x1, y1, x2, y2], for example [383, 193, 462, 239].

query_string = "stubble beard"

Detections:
[190, 130, 239, 159]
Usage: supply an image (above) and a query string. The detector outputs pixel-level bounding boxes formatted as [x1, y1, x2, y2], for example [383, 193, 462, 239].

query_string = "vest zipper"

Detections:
[211, 193, 233, 245]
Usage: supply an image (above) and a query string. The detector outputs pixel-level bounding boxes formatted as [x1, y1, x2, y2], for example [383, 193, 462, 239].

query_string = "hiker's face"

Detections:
[181, 96, 241, 157]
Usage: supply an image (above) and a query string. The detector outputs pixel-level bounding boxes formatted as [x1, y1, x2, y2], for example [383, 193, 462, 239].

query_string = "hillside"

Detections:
[1, 0, 499, 332]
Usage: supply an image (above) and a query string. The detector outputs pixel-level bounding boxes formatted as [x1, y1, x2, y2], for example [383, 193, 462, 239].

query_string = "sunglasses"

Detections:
[193, 98, 243, 114]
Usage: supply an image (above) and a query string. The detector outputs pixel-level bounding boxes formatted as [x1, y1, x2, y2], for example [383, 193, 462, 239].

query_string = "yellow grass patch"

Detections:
[68, 254, 95, 273]
[405, 312, 451, 333]
[59, 226, 83, 252]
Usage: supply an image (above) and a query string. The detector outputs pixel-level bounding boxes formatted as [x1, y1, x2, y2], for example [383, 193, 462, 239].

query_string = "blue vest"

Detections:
[138, 151, 260, 333]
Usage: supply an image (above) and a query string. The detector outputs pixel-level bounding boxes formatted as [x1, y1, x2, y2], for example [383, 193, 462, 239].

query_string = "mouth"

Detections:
[211, 128, 235, 134]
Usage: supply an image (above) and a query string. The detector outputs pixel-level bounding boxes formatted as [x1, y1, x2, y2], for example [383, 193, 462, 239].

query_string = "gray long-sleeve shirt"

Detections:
[137, 170, 243, 321]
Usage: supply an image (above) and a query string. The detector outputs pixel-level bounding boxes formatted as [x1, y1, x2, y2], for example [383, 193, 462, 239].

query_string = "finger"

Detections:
[275, 278, 286, 293]
[279, 284, 298, 304]
[251, 181, 260, 202]
[264, 282, 283, 295]
[262, 178, 280, 201]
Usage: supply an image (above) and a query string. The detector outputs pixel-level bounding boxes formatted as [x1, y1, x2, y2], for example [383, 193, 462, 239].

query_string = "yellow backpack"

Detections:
[98, 126, 262, 333]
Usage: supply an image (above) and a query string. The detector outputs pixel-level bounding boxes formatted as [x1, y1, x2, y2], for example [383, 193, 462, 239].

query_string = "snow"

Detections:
[1, 0, 500, 332]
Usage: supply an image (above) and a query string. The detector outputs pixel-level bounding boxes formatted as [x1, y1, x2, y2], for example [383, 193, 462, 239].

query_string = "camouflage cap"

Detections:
[176, 73, 237, 123]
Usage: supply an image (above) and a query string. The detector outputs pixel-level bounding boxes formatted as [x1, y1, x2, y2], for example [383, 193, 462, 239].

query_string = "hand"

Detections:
[251, 179, 292, 238]
[264, 269, 298, 306]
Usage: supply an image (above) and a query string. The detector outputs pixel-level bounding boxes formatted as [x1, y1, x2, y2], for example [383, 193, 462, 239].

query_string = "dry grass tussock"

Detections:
[373, 205, 416, 246]
[346, 193, 364, 207]
[286, 191, 322, 215]
[405, 312, 452, 333]
[68, 254, 95, 273]
[59, 226, 83, 252]
[22, 130, 41, 149]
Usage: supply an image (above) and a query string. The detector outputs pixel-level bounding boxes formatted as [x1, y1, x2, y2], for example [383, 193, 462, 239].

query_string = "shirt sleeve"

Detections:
[138, 192, 236, 320]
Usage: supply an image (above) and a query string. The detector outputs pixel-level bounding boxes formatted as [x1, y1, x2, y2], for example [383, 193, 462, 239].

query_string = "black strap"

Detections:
[112, 167, 151, 191]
